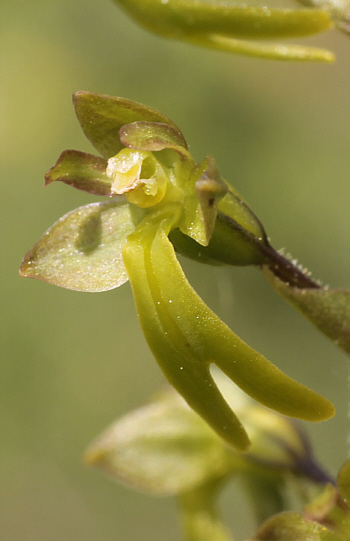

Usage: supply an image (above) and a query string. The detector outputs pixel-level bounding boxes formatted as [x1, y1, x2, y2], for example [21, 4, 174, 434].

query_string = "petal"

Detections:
[45, 150, 111, 196]
[123, 216, 251, 451]
[113, 1, 334, 61]
[119, 121, 188, 155]
[148, 222, 334, 423]
[114, 1, 332, 39]
[73, 91, 185, 158]
[171, 186, 270, 266]
[180, 156, 228, 246]
[187, 33, 334, 63]
[123, 216, 334, 451]
[19, 200, 136, 292]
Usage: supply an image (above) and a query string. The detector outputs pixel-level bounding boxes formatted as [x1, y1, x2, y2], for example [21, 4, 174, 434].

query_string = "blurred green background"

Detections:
[1, 1, 349, 539]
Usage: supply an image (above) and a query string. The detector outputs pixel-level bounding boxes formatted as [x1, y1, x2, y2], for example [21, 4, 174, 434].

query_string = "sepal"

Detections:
[19, 200, 136, 292]
[73, 91, 184, 158]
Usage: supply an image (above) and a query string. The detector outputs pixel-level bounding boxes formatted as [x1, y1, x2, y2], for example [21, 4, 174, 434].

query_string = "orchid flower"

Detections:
[112, 0, 335, 62]
[20, 92, 335, 451]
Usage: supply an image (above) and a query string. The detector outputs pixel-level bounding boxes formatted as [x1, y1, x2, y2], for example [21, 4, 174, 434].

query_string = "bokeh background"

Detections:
[1, 1, 349, 539]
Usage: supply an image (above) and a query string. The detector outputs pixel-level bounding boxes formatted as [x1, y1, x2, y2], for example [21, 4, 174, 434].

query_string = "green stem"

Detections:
[216, 212, 320, 289]
[178, 480, 234, 541]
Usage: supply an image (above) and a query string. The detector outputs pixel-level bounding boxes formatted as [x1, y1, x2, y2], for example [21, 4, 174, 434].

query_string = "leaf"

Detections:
[264, 270, 350, 354]
[45, 150, 111, 195]
[123, 215, 334, 451]
[85, 391, 230, 496]
[73, 91, 184, 159]
[19, 200, 136, 292]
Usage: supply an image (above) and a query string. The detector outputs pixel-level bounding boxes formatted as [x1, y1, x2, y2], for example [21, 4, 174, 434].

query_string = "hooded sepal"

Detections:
[73, 91, 184, 159]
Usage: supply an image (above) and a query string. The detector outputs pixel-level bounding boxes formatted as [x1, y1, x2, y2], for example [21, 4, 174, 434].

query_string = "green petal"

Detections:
[119, 120, 188, 155]
[171, 186, 270, 267]
[189, 33, 334, 62]
[264, 269, 350, 354]
[296, 0, 350, 36]
[123, 215, 251, 451]
[45, 150, 111, 196]
[180, 156, 228, 246]
[149, 222, 334, 422]
[114, 1, 334, 61]
[19, 200, 136, 292]
[123, 215, 334, 450]
[169, 214, 268, 267]
[114, 1, 332, 39]
[73, 91, 184, 158]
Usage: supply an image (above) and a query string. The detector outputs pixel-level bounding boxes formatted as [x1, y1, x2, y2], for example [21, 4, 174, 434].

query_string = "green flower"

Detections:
[84, 379, 335, 541]
[255, 459, 350, 541]
[113, 0, 335, 62]
[20, 91, 334, 451]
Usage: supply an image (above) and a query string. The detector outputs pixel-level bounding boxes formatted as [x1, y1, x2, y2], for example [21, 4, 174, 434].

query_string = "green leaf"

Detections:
[264, 270, 350, 354]
[19, 200, 136, 292]
[85, 391, 231, 495]
[45, 150, 111, 196]
[123, 214, 334, 451]
[73, 91, 184, 158]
